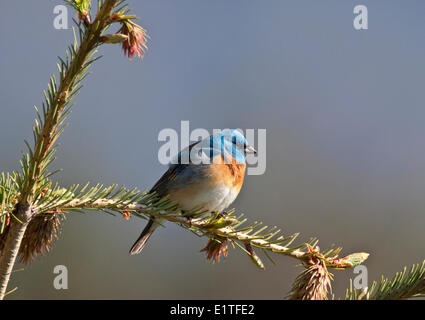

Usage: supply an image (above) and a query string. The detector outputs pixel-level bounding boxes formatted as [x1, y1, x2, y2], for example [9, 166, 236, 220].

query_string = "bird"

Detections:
[129, 129, 256, 255]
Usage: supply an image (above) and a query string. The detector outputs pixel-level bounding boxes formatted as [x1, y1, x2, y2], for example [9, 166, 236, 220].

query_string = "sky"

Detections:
[1, 0, 425, 299]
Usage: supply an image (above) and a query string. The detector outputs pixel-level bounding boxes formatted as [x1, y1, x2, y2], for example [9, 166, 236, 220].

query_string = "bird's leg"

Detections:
[183, 212, 193, 228]
[216, 211, 229, 219]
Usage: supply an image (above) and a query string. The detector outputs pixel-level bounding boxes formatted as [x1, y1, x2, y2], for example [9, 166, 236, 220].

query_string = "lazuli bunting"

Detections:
[130, 129, 256, 254]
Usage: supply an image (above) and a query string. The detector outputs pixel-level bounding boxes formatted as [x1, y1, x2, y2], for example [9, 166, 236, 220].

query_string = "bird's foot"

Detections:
[185, 215, 193, 228]
[217, 211, 229, 219]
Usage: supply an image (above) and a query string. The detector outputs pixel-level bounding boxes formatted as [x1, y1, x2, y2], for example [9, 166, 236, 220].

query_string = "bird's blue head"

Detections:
[209, 129, 256, 164]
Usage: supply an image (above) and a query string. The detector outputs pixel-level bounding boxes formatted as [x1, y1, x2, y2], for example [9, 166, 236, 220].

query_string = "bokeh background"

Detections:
[1, 0, 425, 299]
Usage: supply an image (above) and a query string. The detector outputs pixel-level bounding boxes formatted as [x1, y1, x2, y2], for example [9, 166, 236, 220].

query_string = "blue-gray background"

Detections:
[1, 0, 425, 299]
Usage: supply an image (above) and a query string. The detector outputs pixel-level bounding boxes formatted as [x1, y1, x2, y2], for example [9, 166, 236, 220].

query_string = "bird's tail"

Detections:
[129, 218, 160, 255]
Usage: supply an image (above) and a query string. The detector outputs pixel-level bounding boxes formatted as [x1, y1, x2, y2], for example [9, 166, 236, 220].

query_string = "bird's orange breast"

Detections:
[209, 155, 246, 193]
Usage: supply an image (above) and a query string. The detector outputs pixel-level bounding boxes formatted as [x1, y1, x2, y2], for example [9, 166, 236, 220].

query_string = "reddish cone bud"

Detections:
[119, 21, 149, 60]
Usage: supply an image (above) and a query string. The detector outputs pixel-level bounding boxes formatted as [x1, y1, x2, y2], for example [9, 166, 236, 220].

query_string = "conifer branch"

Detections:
[25, 182, 369, 270]
[345, 260, 425, 300]
[17, 0, 120, 205]
[0, 0, 146, 299]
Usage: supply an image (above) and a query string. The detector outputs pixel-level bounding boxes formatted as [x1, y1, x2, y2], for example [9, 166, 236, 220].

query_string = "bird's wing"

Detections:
[171, 140, 202, 165]
[151, 140, 203, 196]
[149, 164, 186, 196]
[150, 137, 234, 197]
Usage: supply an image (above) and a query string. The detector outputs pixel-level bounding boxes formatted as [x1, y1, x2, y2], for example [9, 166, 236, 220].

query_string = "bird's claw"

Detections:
[185, 216, 193, 228]
[217, 211, 229, 219]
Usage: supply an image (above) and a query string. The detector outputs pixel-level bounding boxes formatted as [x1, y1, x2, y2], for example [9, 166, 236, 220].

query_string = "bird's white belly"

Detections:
[178, 185, 238, 213]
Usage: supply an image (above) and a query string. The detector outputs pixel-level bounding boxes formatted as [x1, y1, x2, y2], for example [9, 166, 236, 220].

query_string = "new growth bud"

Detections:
[100, 33, 129, 44]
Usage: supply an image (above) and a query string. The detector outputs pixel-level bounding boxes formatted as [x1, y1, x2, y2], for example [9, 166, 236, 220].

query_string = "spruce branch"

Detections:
[0, 0, 148, 299]
[2, 175, 369, 275]
[21, 182, 369, 300]
[17, 0, 120, 205]
[0, 203, 32, 300]
[345, 260, 425, 300]
[25, 183, 369, 273]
